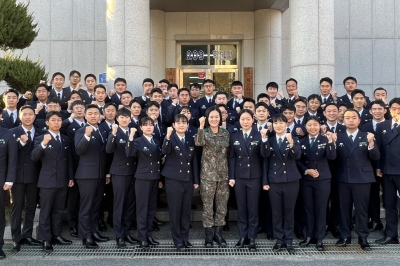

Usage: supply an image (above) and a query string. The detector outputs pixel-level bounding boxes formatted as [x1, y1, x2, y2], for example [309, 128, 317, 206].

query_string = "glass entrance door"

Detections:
[180, 69, 238, 95]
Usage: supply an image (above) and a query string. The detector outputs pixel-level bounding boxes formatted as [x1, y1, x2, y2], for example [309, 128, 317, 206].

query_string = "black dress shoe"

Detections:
[294, 229, 305, 240]
[70, 227, 78, 237]
[222, 223, 230, 231]
[316, 240, 324, 251]
[176, 243, 186, 252]
[98, 220, 107, 232]
[266, 232, 274, 240]
[152, 224, 160, 231]
[286, 244, 295, 254]
[273, 243, 283, 252]
[12, 241, 21, 252]
[299, 237, 317, 247]
[117, 238, 126, 249]
[139, 241, 150, 250]
[368, 221, 384, 232]
[83, 237, 99, 249]
[42, 241, 53, 252]
[358, 237, 371, 251]
[184, 241, 193, 248]
[124, 235, 139, 244]
[92, 232, 109, 242]
[0, 249, 5, 260]
[153, 217, 165, 226]
[23, 237, 41, 246]
[248, 239, 256, 252]
[147, 237, 159, 245]
[235, 238, 246, 248]
[375, 237, 399, 245]
[51, 235, 72, 245]
[336, 238, 351, 247]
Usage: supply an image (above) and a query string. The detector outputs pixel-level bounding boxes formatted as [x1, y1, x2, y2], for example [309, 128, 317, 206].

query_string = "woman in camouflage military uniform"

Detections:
[195, 106, 230, 248]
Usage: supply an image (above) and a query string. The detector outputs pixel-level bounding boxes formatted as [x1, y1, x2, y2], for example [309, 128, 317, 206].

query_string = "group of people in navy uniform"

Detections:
[0, 70, 400, 259]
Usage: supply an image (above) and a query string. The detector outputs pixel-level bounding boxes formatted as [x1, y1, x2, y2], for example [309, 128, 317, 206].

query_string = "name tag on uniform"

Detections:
[250, 141, 259, 145]
[359, 141, 367, 146]
[175, 146, 180, 150]
[143, 147, 149, 151]
[119, 139, 126, 144]
[234, 141, 240, 146]
[317, 143, 326, 149]
[0, 139, 5, 144]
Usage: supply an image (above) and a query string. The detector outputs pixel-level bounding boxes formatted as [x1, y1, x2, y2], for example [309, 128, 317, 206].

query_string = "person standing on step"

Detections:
[162, 114, 200, 252]
[195, 106, 230, 248]
[229, 109, 270, 252]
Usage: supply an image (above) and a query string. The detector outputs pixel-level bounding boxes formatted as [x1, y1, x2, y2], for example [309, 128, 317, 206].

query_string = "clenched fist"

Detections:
[367, 132, 375, 146]
[166, 127, 173, 139]
[129, 127, 137, 138]
[199, 117, 206, 129]
[111, 124, 119, 135]
[85, 126, 93, 137]
[260, 128, 268, 139]
[42, 134, 52, 146]
[285, 133, 293, 143]
[20, 135, 28, 143]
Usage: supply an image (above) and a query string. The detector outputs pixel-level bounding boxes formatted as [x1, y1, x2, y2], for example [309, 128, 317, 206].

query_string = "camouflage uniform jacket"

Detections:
[194, 127, 230, 182]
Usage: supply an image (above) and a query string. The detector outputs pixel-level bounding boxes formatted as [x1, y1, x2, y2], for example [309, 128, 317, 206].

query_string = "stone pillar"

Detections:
[150, 10, 166, 83]
[107, 0, 150, 96]
[254, 9, 282, 97]
[290, 0, 334, 96]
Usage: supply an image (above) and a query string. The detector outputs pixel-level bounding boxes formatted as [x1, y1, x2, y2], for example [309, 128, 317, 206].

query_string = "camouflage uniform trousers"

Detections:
[200, 179, 229, 228]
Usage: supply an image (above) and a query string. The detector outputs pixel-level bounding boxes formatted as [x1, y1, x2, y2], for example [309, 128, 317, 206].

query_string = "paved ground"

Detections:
[3, 220, 400, 265]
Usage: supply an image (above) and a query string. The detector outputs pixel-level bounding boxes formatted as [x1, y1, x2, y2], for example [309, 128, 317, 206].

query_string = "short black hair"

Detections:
[243, 98, 256, 107]
[19, 105, 35, 114]
[281, 105, 296, 113]
[84, 73, 97, 82]
[255, 102, 269, 110]
[147, 101, 160, 109]
[257, 93, 270, 101]
[94, 84, 107, 93]
[45, 111, 62, 121]
[48, 97, 61, 105]
[203, 79, 214, 85]
[173, 114, 188, 124]
[320, 77, 333, 86]
[266, 82, 279, 90]
[69, 91, 81, 100]
[114, 77, 126, 85]
[216, 104, 228, 111]
[167, 83, 179, 91]
[190, 83, 201, 90]
[305, 115, 321, 124]
[85, 104, 101, 113]
[307, 94, 322, 103]
[204, 106, 222, 128]
[231, 80, 243, 88]
[150, 88, 163, 96]
[293, 98, 307, 107]
[323, 102, 339, 111]
[4, 88, 19, 97]
[142, 78, 154, 86]
[159, 79, 170, 85]
[344, 108, 361, 119]
[214, 90, 228, 98]
[239, 109, 254, 119]
[140, 116, 155, 126]
[116, 107, 131, 117]
[71, 100, 85, 109]
[180, 106, 191, 113]
[285, 78, 297, 85]
[373, 87, 387, 94]
[272, 114, 288, 123]
[104, 102, 117, 110]
[69, 70, 81, 78]
[120, 91, 132, 97]
[343, 76, 357, 85]
[52, 72, 65, 80]
[129, 99, 141, 108]
[351, 89, 365, 99]
[178, 88, 190, 96]
[370, 100, 386, 109]
[35, 83, 50, 93]
[389, 97, 400, 108]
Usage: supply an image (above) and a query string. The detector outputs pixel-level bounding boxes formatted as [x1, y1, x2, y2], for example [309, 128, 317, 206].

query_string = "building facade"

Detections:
[2, 0, 400, 99]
